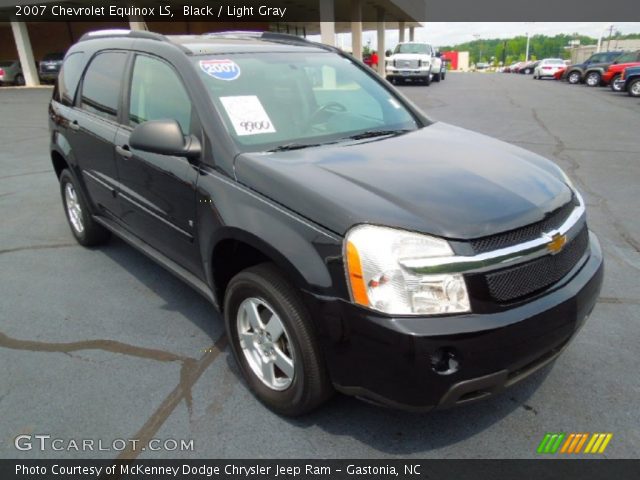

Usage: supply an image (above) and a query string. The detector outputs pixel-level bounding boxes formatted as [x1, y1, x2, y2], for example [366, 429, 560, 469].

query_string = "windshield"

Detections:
[194, 52, 419, 152]
[393, 44, 429, 54]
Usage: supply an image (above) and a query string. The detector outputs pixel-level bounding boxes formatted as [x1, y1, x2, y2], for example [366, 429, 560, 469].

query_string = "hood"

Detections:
[234, 123, 573, 239]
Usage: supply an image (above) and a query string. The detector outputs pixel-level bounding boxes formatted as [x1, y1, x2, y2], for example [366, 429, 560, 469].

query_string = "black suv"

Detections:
[563, 51, 623, 84]
[50, 30, 603, 415]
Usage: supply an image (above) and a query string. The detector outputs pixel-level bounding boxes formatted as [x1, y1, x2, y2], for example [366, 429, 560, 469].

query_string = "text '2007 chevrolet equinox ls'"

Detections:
[49, 30, 603, 415]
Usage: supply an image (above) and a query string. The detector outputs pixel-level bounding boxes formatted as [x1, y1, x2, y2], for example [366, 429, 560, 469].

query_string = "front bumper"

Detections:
[386, 67, 431, 79]
[305, 232, 604, 411]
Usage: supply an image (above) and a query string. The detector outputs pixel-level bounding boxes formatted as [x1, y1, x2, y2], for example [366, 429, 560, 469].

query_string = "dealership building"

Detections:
[1, 0, 425, 86]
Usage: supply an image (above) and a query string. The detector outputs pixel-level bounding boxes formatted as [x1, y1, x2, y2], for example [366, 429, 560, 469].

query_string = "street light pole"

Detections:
[525, 31, 531, 61]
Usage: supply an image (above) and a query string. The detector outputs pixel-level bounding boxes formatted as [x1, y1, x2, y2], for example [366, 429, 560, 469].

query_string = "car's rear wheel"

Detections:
[59, 169, 110, 246]
[610, 74, 623, 92]
[629, 79, 640, 97]
[224, 263, 332, 416]
[585, 71, 601, 87]
[441, 71, 446, 80]
[567, 71, 581, 84]
[14, 74, 25, 86]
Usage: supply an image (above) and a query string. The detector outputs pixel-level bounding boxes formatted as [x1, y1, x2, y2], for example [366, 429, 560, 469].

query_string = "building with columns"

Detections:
[1, 0, 425, 86]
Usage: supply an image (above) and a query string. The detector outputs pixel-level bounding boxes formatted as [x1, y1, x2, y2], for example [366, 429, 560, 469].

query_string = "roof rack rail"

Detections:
[79, 29, 169, 43]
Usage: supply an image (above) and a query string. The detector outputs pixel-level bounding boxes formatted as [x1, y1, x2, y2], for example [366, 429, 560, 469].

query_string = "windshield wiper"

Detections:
[267, 142, 323, 152]
[342, 129, 411, 141]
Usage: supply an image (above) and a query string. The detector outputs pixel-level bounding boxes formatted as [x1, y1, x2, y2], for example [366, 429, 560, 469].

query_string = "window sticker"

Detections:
[219, 96, 277, 136]
[199, 59, 241, 81]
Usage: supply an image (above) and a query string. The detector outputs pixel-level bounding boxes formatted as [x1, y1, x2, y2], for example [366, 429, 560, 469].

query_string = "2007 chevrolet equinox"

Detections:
[49, 30, 603, 415]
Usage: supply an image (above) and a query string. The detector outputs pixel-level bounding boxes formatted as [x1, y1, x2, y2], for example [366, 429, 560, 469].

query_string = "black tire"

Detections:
[14, 74, 25, 86]
[610, 74, 623, 92]
[59, 169, 110, 246]
[628, 78, 640, 97]
[424, 71, 431, 86]
[433, 73, 440, 82]
[567, 70, 581, 84]
[585, 71, 601, 87]
[224, 263, 333, 416]
[442, 71, 446, 80]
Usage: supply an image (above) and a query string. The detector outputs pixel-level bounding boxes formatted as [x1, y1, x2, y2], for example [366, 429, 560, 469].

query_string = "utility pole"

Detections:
[606, 24, 615, 51]
[473, 33, 480, 64]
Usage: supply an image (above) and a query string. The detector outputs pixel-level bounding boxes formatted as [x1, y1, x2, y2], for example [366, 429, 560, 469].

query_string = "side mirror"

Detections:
[129, 119, 201, 158]
[436, 51, 442, 58]
[385, 49, 392, 57]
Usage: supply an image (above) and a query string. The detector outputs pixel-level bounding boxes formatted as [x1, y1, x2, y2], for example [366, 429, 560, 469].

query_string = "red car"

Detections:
[553, 67, 566, 80]
[604, 61, 640, 91]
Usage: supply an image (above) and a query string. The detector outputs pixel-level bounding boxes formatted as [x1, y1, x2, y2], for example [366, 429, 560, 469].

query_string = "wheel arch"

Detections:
[206, 228, 317, 311]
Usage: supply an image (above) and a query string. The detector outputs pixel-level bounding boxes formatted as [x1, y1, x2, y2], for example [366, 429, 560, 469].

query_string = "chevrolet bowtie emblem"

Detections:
[547, 232, 568, 254]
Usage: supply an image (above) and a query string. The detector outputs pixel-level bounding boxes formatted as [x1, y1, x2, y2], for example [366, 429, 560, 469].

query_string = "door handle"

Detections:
[69, 120, 80, 131]
[115, 145, 133, 159]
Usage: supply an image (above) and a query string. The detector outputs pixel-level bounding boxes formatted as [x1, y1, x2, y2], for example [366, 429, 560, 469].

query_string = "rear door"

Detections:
[65, 50, 129, 217]
[113, 53, 201, 275]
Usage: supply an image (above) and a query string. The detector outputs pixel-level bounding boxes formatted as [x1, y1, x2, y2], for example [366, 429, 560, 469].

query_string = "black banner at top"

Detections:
[0, 0, 639, 22]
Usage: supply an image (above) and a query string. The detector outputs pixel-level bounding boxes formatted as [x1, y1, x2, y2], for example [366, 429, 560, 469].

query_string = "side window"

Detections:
[80, 52, 127, 121]
[57, 52, 85, 106]
[128, 55, 192, 134]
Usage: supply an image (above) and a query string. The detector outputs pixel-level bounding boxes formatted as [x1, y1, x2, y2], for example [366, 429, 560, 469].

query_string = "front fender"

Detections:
[196, 168, 345, 304]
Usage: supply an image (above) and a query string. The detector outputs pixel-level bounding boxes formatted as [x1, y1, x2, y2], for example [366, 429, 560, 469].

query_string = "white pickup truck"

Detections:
[385, 42, 445, 86]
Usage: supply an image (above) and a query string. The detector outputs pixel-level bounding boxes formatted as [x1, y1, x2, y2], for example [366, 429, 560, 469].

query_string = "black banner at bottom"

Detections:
[1, 459, 638, 480]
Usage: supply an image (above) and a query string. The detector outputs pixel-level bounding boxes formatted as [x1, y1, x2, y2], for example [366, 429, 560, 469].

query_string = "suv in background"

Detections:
[50, 30, 603, 415]
[385, 42, 444, 85]
[563, 51, 624, 84]
[618, 65, 640, 97]
[39, 52, 65, 83]
[600, 51, 640, 91]
[584, 50, 640, 87]
[0, 60, 24, 86]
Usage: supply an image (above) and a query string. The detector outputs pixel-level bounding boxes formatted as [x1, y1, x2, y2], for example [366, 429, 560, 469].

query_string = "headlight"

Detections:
[345, 225, 470, 315]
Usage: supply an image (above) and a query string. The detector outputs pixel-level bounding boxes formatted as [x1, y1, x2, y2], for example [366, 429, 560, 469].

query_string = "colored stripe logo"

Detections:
[537, 433, 613, 454]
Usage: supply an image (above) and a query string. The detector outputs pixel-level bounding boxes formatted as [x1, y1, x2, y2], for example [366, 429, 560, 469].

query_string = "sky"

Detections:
[313, 22, 640, 50]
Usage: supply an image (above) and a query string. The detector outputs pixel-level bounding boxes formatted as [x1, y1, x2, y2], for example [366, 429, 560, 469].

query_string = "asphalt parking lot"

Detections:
[1, 73, 638, 459]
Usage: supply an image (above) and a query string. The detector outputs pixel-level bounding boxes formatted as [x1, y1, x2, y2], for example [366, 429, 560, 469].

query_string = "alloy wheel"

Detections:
[586, 73, 600, 87]
[64, 182, 84, 234]
[236, 297, 295, 391]
[631, 81, 640, 97]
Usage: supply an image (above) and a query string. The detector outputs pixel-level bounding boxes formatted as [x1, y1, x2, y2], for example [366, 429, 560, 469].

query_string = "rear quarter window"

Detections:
[56, 52, 85, 106]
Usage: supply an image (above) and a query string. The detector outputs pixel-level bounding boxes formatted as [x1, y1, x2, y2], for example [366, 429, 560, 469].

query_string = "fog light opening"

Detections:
[430, 347, 460, 375]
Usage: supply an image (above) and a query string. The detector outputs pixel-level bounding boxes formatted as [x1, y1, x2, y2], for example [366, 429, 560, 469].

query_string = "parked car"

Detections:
[510, 62, 526, 73]
[50, 30, 603, 415]
[533, 58, 565, 79]
[520, 60, 538, 74]
[619, 65, 640, 97]
[601, 51, 640, 92]
[0, 60, 24, 86]
[584, 50, 640, 87]
[385, 42, 444, 85]
[39, 52, 65, 83]
[562, 51, 624, 84]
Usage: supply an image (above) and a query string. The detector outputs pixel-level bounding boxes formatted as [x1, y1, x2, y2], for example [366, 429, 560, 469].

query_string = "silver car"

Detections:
[533, 58, 565, 79]
[0, 60, 24, 86]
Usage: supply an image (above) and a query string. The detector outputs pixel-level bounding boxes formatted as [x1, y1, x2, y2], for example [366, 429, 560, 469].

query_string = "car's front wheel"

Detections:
[585, 71, 601, 87]
[224, 263, 332, 416]
[628, 78, 640, 97]
[567, 71, 581, 84]
[59, 169, 110, 246]
[610, 74, 623, 92]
